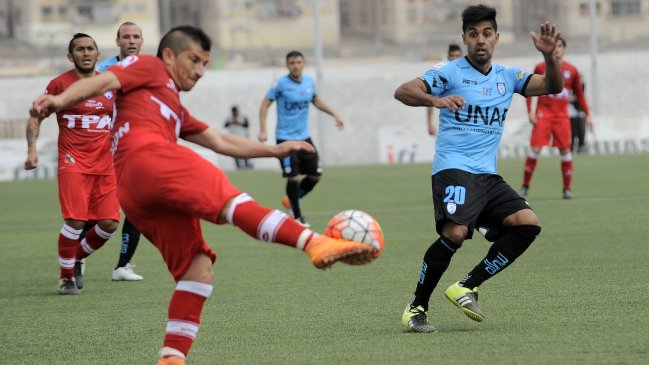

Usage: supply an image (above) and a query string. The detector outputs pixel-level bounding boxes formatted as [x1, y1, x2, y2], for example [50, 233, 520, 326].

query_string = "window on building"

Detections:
[257, 0, 302, 19]
[610, 0, 641, 16]
[74, 0, 115, 23]
[579, 2, 602, 16]
[41, 6, 53, 22]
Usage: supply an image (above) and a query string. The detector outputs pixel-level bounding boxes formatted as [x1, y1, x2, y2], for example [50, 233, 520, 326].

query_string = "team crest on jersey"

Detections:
[446, 202, 457, 215]
[104, 90, 113, 100]
[497, 82, 506, 96]
[65, 154, 75, 164]
[564, 70, 571, 79]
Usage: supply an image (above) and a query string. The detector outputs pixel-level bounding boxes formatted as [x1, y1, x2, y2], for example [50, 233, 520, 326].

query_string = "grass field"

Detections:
[1, 154, 648, 364]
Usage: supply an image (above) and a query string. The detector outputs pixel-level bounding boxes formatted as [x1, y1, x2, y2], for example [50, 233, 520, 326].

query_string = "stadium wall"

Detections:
[1, 52, 648, 181]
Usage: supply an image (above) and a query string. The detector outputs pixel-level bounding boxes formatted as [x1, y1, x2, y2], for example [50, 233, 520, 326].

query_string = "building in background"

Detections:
[159, 0, 341, 54]
[340, 0, 648, 48]
[3, 0, 160, 51]
[0, 0, 647, 61]
[514, 0, 649, 43]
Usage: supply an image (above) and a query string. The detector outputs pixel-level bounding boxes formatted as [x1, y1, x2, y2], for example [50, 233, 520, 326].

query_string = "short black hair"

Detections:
[448, 44, 462, 54]
[156, 25, 211, 58]
[461, 4, 498, 33]
[68, 33, 97, 54]
[286, 50, 304, 61]
[557, 36, 566, 47]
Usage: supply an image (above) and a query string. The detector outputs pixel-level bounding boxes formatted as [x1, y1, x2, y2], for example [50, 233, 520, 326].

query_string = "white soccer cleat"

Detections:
[112, 263, 143, 281]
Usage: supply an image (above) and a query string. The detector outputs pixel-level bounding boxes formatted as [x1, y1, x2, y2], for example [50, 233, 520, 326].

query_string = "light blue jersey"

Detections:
[96, 56, 120, 73]
[266, 74, 316, 140]
[420, 56, 532, 175]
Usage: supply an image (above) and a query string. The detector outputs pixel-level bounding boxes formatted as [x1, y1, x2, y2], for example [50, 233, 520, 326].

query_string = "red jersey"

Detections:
[47, 70, 115, 175]
[107, 55, 209, 177]
[526, 61, 590, 119]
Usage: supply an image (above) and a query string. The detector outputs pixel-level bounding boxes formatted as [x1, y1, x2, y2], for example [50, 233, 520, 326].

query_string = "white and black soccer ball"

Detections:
[325, 210, 384, 255]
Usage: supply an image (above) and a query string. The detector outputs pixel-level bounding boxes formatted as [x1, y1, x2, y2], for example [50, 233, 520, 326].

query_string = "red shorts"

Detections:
[58, 171, 120, 221]
[117, 143, 242, 281]
[530, 117, 571, 149]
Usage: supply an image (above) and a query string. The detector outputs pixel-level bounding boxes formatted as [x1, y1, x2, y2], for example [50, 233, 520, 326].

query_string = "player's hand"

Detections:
[428, 125, 437, 136]
[273, 140, 315, 157]
[24, 151, 39, 170]
[30, 95, 62, 118]
[334, 116, 344, 130]
[530, 21, 560, 57]
[585, 115, 594, 131]
[433, 95, 465, 112]
[258, 130, 267, 143]
[528, 111, 537, 126]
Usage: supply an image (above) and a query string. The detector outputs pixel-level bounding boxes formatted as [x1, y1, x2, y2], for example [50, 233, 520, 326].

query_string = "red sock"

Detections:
[523, 156, 538, 186]
[226, 194, 315, 250]
[77, 225, 114, 260]
[58, 225, 82, 279]
[561, 157, 573, 190]
[164, 281, 213, 356]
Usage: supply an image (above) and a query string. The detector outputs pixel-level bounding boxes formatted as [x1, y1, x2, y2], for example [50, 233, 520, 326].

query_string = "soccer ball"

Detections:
[325, 210, 384, 256]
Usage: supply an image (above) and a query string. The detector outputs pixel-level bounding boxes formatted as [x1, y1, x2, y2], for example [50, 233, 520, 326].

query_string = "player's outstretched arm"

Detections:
[184, 126, 314, 159]
[524, 21, 564, 97]
[394, 78, 464, 112]
[30, 72, 122, 119]
[24, 115, 44, 170]
[312, 96, 344, 129]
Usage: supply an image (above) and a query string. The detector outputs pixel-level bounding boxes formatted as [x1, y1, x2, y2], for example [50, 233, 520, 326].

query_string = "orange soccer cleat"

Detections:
[281, 196, 291, 210]
[305, 235, 378, 269]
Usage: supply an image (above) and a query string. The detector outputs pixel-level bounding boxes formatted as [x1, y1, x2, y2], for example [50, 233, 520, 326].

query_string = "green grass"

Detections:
[1, 154, 648, 364]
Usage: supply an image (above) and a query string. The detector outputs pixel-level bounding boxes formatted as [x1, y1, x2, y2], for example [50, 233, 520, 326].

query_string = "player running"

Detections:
[520, 36, 593, 199]
[25, 33, 119, 295]
[30, 26, 378, 364]
[258, 50, 344, 226]
[394, 4, 563, 332]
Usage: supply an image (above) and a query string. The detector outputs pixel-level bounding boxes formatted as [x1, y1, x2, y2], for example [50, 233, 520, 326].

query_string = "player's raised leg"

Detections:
[224, 193, 378, 268]
[447, 209, 541, 322]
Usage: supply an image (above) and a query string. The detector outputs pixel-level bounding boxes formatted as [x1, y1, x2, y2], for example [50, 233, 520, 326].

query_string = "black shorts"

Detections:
[276, 137, 322, 178]
[431, 169, 531, 239]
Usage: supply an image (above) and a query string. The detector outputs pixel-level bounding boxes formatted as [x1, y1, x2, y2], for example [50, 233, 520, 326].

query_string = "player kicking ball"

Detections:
[394, 4, 564, 332]
[30, 26, 378, 364]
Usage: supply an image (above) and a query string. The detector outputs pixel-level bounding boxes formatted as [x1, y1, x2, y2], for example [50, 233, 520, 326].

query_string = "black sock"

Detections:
[298, 177, 319, 198]
[461, 225, 541, 289]
[411, 236, 459, 311]
[286, 179, 302, 219]
[116, 218, 141, 269]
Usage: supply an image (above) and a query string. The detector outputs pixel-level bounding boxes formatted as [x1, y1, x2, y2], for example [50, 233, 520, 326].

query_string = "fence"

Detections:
[0, 118, 25, 140]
